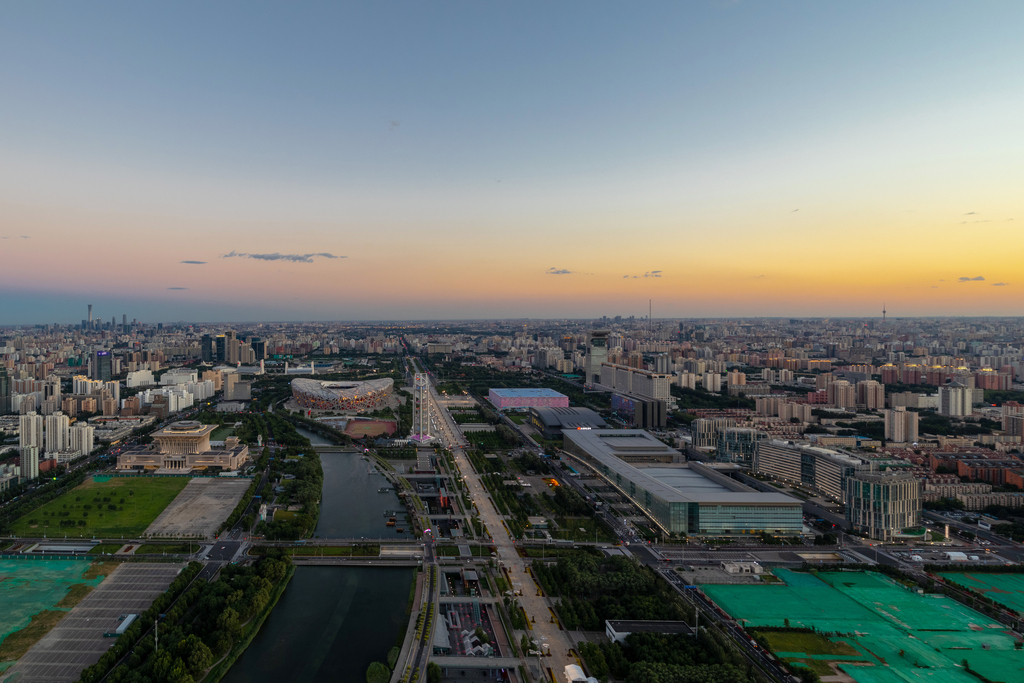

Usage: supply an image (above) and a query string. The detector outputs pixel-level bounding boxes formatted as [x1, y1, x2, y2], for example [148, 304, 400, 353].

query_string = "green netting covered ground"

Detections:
[941, 572, 1024, 614]
[0, 559, 102, 645]
[703, 569, 1023, 683]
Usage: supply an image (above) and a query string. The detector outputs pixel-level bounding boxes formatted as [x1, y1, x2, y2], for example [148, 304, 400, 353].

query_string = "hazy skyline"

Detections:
[2, 2, 1023, 324]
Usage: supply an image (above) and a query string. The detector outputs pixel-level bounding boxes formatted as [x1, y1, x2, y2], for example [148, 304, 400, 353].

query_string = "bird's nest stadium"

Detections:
[291, 378, 394, 412]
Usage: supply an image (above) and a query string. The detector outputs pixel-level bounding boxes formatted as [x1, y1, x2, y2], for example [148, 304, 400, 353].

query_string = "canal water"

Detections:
[219, 425, 415, 683]
[220, 566, 413, 683]
[294, 427, 408, 540]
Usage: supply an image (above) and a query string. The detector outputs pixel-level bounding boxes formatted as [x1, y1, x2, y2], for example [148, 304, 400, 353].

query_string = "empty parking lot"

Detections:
[145, 478, 250, 538]
[2, 563, 186, 683]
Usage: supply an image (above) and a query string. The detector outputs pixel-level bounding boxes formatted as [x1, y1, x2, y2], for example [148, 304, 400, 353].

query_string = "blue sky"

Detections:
[2, 2, 1022, 323]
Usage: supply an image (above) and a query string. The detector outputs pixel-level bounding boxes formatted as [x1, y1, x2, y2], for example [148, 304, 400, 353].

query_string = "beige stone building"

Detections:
[117, 420, 248, 472]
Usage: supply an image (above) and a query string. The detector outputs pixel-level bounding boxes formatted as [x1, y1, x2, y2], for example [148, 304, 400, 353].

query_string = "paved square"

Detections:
[145, 478, 250, 538]
[2, 563, 186, 683]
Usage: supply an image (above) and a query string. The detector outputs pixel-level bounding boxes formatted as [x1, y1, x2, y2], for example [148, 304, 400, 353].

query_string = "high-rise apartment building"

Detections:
[70, 423, 95, 456]
[44, 411, 70, 454]
[20, 446, 40, 482]
[19, 412, 44, 451]
[884, 406, 919, 444]
[939, 382, 972, 417]
[856, 380, 885, 410]
[1002, 402, 1024, 437]
[827, 380, 856, 409]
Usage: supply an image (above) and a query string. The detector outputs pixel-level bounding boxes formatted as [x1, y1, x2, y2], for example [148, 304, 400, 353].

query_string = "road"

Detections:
[420, 371, 577, 678]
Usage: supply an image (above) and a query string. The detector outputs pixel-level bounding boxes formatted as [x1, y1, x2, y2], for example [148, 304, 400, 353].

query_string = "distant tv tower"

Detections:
[882, 303, 886, 324]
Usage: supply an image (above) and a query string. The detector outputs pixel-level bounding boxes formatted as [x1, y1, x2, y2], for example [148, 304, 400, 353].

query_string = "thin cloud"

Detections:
[389, 120, 401, 131]
[167, 287, 188, 290]
[644, 271, 662, 278]
[223, 251, 344, 263]
[546, 268, 574, 275]
[963, 211, 977, 215]
[180, 260, 207, 265]
[791, 209, 799, 213]
[992, 282, 1009, 287]
[958, 276, 985, 282]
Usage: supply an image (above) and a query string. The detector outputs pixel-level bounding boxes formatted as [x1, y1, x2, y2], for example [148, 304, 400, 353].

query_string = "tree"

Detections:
[177, 634, 213, 677]
[366, 661, 390, 683]
[387, 646, 400, 670]
[426, 662, 441, 683]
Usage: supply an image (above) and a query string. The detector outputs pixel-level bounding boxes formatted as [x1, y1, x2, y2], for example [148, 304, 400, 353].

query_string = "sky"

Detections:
[2, 1, 1023, 324]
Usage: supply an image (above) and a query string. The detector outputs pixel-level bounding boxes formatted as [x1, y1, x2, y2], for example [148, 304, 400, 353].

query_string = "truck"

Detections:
[103, 614, 138, 638]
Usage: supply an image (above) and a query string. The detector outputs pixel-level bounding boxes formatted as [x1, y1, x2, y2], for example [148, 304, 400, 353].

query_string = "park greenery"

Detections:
[7, 476, 190, 538]
[579, 631, 757, 683]
[534, 552, 693, 631]
[670, 385, 755, 411]
[80, 556, 292, 683]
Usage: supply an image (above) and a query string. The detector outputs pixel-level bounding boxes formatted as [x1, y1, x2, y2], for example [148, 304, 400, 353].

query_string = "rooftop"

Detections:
[489, 388, 567, 398]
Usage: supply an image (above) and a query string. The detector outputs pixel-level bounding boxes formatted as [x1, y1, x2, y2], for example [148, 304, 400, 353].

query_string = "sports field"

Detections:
[941, 572, 1024, 614]
[7, 476, 191, 538]
[703, 569, 1021, 683]
[345, 419, 397, 438]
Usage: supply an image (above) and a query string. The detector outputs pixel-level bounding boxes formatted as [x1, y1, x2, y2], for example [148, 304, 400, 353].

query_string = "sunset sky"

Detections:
[2, 2, 1022, 324]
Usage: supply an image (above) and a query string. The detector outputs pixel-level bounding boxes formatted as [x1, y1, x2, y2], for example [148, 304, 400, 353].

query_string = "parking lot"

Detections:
[145, 478, 250, 538]
[3, 563, 186, 683]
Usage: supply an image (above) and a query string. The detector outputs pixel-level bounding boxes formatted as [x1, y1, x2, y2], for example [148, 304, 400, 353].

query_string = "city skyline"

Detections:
[3, 2, 1023, 323]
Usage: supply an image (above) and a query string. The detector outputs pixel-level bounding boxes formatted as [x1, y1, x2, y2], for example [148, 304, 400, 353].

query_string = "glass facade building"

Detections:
[562, 430, 802, 536]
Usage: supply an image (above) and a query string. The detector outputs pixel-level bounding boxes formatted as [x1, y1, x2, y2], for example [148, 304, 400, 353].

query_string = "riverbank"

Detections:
[201, 562, 296, 683]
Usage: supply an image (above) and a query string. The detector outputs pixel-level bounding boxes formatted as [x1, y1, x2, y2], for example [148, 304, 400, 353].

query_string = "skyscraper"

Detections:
[584, 331, 609, 386]
[215, 335, 227, 362]
[93, 350, 112, 382]
[201, 335, 214, 363]
[0, 368, 10, 416]
[20, 446, 39, 482]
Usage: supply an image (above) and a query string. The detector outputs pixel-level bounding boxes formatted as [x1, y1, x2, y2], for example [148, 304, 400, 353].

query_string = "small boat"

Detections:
[386, 521, 396, 527]
[396, 528, 404, 533]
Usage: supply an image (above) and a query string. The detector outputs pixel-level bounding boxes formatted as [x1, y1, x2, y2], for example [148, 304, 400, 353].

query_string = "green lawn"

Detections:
[8, 476, 191, 539]
[759, 631, 859, 657]
[135, 543, 200, 554]
[211, 426, 235, 441]
[87, 543, 125, 554]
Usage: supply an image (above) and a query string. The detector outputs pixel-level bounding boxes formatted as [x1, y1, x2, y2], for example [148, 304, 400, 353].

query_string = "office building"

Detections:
[600, 363, 671, 401]
[0, 368, 10, 416]
[691, 417, 735, 450]
[846, 471, 921, 541]
[225, 331, 239, 365]
[487, 388, 569, 410]
[201, 335, 215, 363]
[528, 406, 607, 439]
[611, 393, 667, 429]
[716, 428, 765, 465]
[93, 350, 112, 382]
[562, 429, 801, 536]
[584, 331, 609, 386]
[754, 440, 870, 502]
[215, 334, 227, 362]
[939, 382, 972, 417]
[884, 406, 919, 444]
[251, 337, 266, 360]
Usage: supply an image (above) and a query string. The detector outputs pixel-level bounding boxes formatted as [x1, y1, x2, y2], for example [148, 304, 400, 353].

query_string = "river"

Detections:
[294, 427, 409, 539]
[218, 426, 415, 683]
